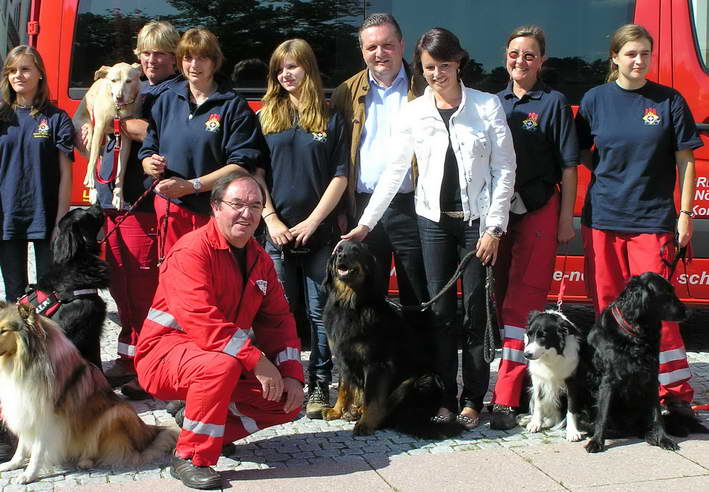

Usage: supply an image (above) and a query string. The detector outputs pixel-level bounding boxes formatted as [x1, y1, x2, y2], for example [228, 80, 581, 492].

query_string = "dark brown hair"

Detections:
[414, 28, 469, 78]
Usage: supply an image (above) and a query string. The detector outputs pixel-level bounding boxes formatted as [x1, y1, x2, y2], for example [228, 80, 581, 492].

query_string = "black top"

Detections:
[437, 105, 462, 212]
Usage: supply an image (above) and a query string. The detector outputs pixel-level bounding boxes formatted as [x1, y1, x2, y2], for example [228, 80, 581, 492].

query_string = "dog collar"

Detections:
[611, 305, 640, 337]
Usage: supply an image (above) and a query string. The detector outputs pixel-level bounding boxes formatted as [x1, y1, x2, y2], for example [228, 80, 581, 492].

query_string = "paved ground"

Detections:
[1, 262, 709, 490]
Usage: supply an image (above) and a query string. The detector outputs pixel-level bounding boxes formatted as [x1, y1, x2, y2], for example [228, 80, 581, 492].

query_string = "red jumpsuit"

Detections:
[135, 219, 303, 466]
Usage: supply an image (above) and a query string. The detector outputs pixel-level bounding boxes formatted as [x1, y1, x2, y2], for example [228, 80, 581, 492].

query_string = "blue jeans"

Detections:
[0, 239, 52, 301]
[266, 241, 332, 386]
[418, 215, 489, 413]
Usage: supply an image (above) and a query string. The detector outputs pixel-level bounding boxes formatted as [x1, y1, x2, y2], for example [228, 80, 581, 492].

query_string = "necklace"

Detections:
[15, 103, 32, 109]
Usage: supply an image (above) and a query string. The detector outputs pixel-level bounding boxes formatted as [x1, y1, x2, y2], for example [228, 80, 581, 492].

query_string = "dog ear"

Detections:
[323, 246, 337, 288]
[619, 275, 650, 323]
[51, 218, 87, 265]
[527, 310, 542, 327]
[131, 62, 143, 73]
[94, 65, 111, 81]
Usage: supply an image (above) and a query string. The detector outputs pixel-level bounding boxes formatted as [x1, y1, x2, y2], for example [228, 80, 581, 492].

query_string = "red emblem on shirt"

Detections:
[205, 113, 221, 132]
[521, 112, 539, 131]
[642, 108, 661, 126]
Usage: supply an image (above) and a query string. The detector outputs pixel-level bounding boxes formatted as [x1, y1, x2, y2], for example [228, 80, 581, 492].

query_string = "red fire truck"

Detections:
[17, 0, 709, 304]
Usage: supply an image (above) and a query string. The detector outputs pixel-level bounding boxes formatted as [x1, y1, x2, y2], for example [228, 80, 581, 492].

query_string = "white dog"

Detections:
[523, 309, 585, 442]
[73, 62, 142, 209]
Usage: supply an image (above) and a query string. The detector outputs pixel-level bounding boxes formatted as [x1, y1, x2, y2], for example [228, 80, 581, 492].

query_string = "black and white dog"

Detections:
[523, 309, 585, 442]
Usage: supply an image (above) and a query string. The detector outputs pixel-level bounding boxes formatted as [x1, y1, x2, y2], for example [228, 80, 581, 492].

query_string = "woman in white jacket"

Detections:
[344, 27, 516, 428]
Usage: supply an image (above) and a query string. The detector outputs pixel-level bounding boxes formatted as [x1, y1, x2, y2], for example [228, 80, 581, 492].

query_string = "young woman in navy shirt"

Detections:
[140, 28, 262, 255]
[257, 39, 348, 419]
[576, 24, 703, 416]
[0, 45, 73, 302]
[489, 25, 579, 430]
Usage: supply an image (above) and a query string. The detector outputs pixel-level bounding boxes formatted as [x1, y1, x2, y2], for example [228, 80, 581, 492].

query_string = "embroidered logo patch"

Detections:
[33, 118, 50, 138]
[642, 108, 661, 126]
[205, 113, 221, 132]
[521, 112, 539, 131]
[256, 279, 268, 295]
[312, 131, 327, 142]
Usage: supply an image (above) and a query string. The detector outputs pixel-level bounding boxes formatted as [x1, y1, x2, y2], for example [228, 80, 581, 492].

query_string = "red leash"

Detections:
[556, 247, 569, 310]
[94, 117, 121, 185]
[100, 179, 159, 246]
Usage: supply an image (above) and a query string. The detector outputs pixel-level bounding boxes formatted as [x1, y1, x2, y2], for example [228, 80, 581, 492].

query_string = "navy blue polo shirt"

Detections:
[497, 81, 578, 205]
[261, 111, 349, 228]
[96, 74, 178, 212]
[139, 76, 263, 215]
[576, 81, 703, 233]
[0, 104, 74, 240]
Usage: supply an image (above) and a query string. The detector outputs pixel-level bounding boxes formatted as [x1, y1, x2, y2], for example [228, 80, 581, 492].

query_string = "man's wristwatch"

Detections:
[190, 177, 202, 193]
[486, 226, 504, 239]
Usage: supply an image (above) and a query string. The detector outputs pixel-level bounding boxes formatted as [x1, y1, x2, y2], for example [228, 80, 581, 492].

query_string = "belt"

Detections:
[442, 211, 465, 219]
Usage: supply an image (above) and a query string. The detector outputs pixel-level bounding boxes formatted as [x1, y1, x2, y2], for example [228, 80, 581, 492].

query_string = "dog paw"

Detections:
[658, 437, 679, 451]
[566, 430, 584, 442]
[111, 194, 124, 210]
[0, 461, 22, 472]
[19, 472, 37, 484]
[526, 421, 543, 433]
[88, 188, 98, 204]
[585, 439, 605, 453]
[322, 408, 342, 421]
[353, 422, 374, 436]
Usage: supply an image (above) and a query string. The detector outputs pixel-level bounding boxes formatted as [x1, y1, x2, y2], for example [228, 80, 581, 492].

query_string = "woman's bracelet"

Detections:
[262, 211, 276, 220]
[679, 209, 695, 218]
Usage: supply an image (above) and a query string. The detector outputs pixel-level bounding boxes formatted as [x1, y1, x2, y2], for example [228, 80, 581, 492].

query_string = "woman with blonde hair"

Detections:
[576, 24, 702, 423]
[258, 38, 348, 419]
[0, 45, 73, 302]
[140, 27, 263, 255]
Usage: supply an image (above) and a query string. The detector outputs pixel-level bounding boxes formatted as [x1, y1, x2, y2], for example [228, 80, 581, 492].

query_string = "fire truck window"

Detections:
[366, 0, 636, 105]
[69, 0, 364, 99]
[691, 0, 709, 72]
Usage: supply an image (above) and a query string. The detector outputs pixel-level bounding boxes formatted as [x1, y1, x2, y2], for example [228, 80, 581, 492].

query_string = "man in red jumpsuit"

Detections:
[135, 170, 303, 490]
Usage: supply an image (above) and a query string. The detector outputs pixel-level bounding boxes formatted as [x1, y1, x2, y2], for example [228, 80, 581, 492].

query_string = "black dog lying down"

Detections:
[30, 205, 109, 367]
[584, 271, 707, 453]
[322, 241, 464, 439]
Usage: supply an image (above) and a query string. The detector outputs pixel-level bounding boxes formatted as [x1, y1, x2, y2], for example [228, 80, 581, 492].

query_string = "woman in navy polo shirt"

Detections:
[489, 25, 579, 430]
[0, 45, 73, 302]
[257, 39, 348, 419]
[576, 24, 703, 417]
[140, 28, 262, 256]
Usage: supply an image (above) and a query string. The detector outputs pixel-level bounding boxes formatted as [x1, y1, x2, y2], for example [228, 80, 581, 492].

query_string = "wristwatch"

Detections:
[486, 226, 504, 239]
[679, 209, 695, 218]
[190, 177, 202, 193]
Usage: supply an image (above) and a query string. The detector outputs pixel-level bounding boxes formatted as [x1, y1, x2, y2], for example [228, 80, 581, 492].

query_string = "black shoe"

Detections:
[306, 383, 329, 419]
[170, 455, 223, 490]
[490, 404, 518, 430]
[120, 379, 151, 400]
[221, 442, 237, 456]
[0, 427, 15, 463]
[166, 400, 185, 417]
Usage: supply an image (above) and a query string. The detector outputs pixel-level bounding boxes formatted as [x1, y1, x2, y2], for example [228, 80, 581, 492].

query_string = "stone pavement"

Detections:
[1, 283, 709, 490]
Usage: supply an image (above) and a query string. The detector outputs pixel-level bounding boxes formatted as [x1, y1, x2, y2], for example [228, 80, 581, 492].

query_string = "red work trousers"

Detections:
[136, 335, 301, 467]
[582, 226, 693, 403]
[104, 211, 159, 360]
[492, 192, 560, 407]
[154, 196, 210, 258]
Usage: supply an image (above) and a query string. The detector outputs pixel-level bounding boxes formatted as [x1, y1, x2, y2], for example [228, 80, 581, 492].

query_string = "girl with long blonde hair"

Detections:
[258, 38, 348, 419]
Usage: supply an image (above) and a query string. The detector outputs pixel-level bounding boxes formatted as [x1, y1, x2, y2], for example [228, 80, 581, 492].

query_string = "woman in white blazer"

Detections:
[343, 27, 516, 428]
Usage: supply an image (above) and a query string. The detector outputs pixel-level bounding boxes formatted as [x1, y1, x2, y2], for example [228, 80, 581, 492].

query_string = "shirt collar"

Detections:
[502, 80, 546, 100]
[368, 63, 407, 91]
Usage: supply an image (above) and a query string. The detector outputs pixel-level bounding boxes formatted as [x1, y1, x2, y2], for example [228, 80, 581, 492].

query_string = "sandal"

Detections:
[456, 412, 480, 430]
[431, 414, 454, 424]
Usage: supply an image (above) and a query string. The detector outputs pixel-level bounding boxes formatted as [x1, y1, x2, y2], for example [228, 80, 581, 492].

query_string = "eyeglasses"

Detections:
[507, 50, 539, 62]
[220, 199, 263, 214]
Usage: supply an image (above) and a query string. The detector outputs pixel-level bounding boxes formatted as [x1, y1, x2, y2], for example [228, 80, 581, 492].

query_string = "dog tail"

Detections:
[389, 373, 465, 440]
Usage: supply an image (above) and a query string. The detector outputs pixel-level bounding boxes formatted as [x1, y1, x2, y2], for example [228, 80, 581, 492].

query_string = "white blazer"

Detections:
[359, 82, 516, 235]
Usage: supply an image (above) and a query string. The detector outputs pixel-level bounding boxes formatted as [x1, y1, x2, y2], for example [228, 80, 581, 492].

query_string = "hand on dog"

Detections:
[254, 354, 284, 402]
[282, 377, 304, 413]
[154, 177, 193, 199]
[290, 218, 319, 247]
[265, 216, 293, 246]
[476, 232, 500, 265]
[341, 224, 370, 242]
[142, 154, 167, 179]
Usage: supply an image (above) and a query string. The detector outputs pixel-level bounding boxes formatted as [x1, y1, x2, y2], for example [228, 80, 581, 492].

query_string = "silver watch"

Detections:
[190, 177, 202, 192]
[486, 226, 504, 239]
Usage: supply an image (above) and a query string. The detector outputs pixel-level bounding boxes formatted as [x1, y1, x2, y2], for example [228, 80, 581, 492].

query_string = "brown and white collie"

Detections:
[0, 302, 176, 484]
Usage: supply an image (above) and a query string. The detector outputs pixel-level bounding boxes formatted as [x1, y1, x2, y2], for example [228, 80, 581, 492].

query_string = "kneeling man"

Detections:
[135, 170, 303, 490]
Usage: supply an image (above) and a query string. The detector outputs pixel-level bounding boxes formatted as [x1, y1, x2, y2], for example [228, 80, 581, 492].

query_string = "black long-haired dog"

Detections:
[322, 240, 464, 439]
[33, 205, 109, 367]
[584, 272, 707, 453]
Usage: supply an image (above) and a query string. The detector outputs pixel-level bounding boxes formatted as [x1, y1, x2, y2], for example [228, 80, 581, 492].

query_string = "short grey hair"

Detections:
[358, 12, 402, 46]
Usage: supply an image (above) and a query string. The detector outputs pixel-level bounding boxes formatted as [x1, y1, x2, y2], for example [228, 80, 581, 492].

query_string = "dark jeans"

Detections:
[0, 239, 52, 302]
[418, 215, 489, 413]
[266, 241, 332, 386]
[355, 192, 430, 331]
